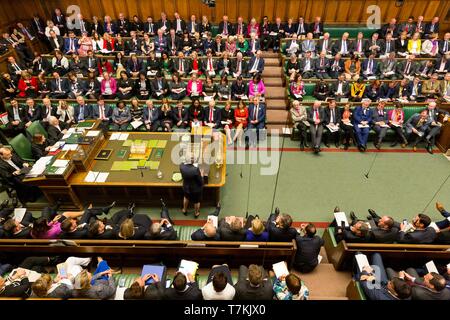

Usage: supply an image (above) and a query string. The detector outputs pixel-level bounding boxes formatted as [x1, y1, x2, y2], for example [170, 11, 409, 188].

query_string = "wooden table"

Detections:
[25, 131, 226, 209]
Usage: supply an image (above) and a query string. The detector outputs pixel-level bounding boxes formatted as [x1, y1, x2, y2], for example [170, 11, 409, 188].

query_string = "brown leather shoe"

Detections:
[412, 146, 417, 152]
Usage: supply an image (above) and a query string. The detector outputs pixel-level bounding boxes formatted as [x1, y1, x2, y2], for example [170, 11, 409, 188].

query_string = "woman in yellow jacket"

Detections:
[344, 54, 361, 81]
[350, 78, 366, 102]
[407, 32, 422, 55]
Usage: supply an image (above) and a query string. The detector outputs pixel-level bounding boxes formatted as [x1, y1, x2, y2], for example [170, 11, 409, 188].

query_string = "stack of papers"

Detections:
[355, 253, 370, 272]
[26, 156, 53, 177]
[84, 171, 110, 183]
[111, 161, 138, 171]
[86, 130, 101, 137]
[110, 133, 129, 141]
[13, 208, 26, 223]
[425, 260, 439, 273]
[272, 261, 289, 278]
[62, 144, 78, 151]
[52, 159, 70, 168]
[207, 215, 218, 228]
[334, 212, 349, 227]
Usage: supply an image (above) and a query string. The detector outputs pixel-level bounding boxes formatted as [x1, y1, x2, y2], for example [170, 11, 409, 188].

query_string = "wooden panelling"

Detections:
[0, 0, 449, 30]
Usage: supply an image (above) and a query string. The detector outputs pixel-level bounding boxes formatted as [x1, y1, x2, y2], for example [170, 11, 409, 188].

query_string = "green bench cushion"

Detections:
[173, 225, 200, 241]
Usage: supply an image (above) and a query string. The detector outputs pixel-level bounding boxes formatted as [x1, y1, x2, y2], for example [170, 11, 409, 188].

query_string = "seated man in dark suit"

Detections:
[266, 209, 298, 242]
[164, 271, 202, 300]
[5, 98, 29, 137]
[47, 116, 68, 145]
[0, 147, 41, 205]
[1, 209, 35, 239]
[87, 205, 135, 239]
[59, 202, 116, 239]
[49, 72, 69, 99]
[123, 272, 166, 300]
[247, 96, 266, 145]
[352, 209, 399, 243]
[191, 220, 220, 241]
[218, 216, 246, 241]
[234, 264, 273, 300]
[397, 214, 436, 244]
[333, 209, 372, 243]
[388, 267, 450, 300]
[355, 252, 412, 300]
[293, 223, 324, 273]
[247, 50, 264, 76]
[203, 100, 221, 130]
[145, 199, 177, 240]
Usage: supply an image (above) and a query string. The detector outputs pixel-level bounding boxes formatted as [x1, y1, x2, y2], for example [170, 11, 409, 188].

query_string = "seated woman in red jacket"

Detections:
[18, 71, 38, 98]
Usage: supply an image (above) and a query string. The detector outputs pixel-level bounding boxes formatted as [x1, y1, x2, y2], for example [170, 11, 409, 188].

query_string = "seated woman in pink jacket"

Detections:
[100, 72, 117, 99]
[248, 74, 265, 98]
[187, 73, 203, 98]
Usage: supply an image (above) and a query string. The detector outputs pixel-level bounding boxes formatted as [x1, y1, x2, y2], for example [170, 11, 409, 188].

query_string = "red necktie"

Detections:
[209, 59, 213, 70]
[179, 109, 182, 119]
[315, 110, 320, 121]
[209, 109, 213, 122]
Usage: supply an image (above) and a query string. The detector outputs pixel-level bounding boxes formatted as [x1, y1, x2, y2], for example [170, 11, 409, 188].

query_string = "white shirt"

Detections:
[201, 282, 235, 300]
[6, 159, 20, 171]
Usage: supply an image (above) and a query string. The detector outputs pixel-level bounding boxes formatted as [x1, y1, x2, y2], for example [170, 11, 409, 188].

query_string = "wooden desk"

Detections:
[25, 131, 226, 209]
[436, 119, 450, 153]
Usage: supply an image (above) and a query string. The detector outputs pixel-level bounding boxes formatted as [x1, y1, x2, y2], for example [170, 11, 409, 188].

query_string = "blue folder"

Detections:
[141, 265, 166, 285]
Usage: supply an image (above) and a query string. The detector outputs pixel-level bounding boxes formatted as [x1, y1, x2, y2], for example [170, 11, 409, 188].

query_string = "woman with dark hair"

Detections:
[160, 52, 171, 75]
[217, 76, 231, 100]
[364, 80, 381, 101]
[98, 58, 113, 75]
[248, 74, 265, 98]
[181, 31, 192, 56]
[350, 78, 366, 102]
[37, 73, 51, 98]
[130, 98, 143, 131]
[340, 103, 356, 150]
[113, 51, 127, 77]
[130, 15, 144, 34]
[135, 72, 151, 100]
[145, 51, 160, 76]
[169, 72, 187, 100]
[116, 71, 135, 100]
[344, 54, 360, 81]
[188, 98, 204, 127]
[31, 133, 51, 160]
[202, 76, 217, 100]
[233, 100, 249, 145]
[160, 99, 173, 132]
[31, 210, 84, 239]
[85, 71, 101, 100]
[111, 100, 131, 131]
[220, 101, 235, 145]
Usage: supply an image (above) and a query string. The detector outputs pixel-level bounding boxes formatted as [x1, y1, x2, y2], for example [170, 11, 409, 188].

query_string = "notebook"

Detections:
[141, 265, 166, 285]
[272, 261, 289, 278]
[178, 259, 199, 277]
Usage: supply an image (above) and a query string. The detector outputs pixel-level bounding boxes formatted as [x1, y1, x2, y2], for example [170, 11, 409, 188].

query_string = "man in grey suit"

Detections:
[234, 265, 273, 300]
[111, 101, 131, 131]
[301, 33, 316, 56]
[371, 101, 389, 149]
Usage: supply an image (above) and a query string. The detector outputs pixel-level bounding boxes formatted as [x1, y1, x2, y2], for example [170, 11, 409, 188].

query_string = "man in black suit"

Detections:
[157, 12, 171, 34]
[203, 100, 221, 129]
[32, 53, 51, 76]
[328, 54, 345, 79]
[397, 214, 436, 244]
[116, 13, 130, 36]
[323, 99, 341, 148]
[164, 272, 202, 300]
[266, 209, 298, 242]
[143, 16, 156, 36]
[234, 265, 273, 300]
[180, 156, 204, 218]
[424, 16, 439, 39]
[87, 206, 135, 239]
[48, 30, 64, 52]
[30, 15, 46, 42]
[270, 17, 285, 51]
[439, 33, 450, 56]
[125, 31, 141, 55]
[1, 33, 33, 64]
[371, 101, 389, 149]
[167, 29, 181, 56]
[2, 210, 34, 239]
[231, 76, 248, 100]
[309, 16, 324, 39]
[363, 209, 400, 243]
[52, 8, 66, 36]
[191, 220, 220, 241]
[145, 200, 178, 240]
[233, 16, 247, 37]
[172, 12, 186, 35]
[59, 202, 116, 239]
[0, 147, 40, 204]
[46, 116, 68, 145]
[231, 52, 248, 78]
[6, 99, 29, 137]
[150, 73, 169, 99]
[307, 101, 326, 153]
[293, 223, 324, 273]
[425, 101, 449, 152]
[295, 17, 308, 37]
[126, 54, 144, 78]
[330, 73, 349, 99]
[49, 71, 69, 98]
[218, 15, 233, 36]
[90, 16, 104, 36]
[218, 216, 246, 241]
[6, 56, 26, 83]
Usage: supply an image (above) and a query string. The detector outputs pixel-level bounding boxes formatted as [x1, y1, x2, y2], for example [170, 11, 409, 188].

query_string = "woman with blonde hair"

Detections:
[31, 273, 72, 299]
[77, 31, 93, 56]
[117, 214, 152, 240]
[232, 100, 248, 145]
[225, 35, 237, 56]
[245, 215, 269, 241]
[56, 100, 75, 126]
[408, 32, 422, 55]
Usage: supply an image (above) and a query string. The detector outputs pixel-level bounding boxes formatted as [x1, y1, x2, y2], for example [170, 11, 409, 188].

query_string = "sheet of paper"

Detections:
[118, 133, 129, 141]
[131, 120, 143, 129]
[358, 124, 370, 128]
[272, 261, 289, 278]
[84, 171, 99, 183]
[178, 259, 199, 277]
[355, 253, 370, 272]
[26, 156, 54, 177]
[429, 222, 440, 232]
[110, 133, 121, 140]
[207, 215, 218, 228]
[62, 144, 78, 151]
[326, 124, 339, 132]
[13, 208, 26, 223]
[334, 212, 349, 227]
[318, 254, 323, 264]
[52, 159, 70, 168]
[204, 96, 214, 102]
[95, 172, 109, 183]
[425, 260, 439, 273]
[86, 130, 100, 137]
[55, 167, 66, 174]
[62, 132, 72, 140]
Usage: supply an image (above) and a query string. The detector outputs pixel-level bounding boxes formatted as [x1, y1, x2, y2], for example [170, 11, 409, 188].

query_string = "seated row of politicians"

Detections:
[0, 256, 310, 300]
[332, 202, 450, 245]
[354, 252, 450, 300]
[4, 94, 266, 150]
[290, 99, 448, 153]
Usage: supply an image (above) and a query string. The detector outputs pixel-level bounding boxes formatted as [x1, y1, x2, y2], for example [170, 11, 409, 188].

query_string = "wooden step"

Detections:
[265, 58, 281, 66]
[261, 52, 280, 58]
[263, 78, 284, 86]
[265, 99, 288, 110]
[267, 110, 289, 124]
[262, 66, 283, 77]
[265, 86, 286, 98]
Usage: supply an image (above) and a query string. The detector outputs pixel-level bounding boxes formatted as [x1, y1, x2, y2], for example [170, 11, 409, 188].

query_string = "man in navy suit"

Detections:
[49, 72, 70, 98]
[143, 100, 161, 132]
[353, 99, 373, 151]
[371, 101, 389, 149]
[361, 52, 378, 79]
[92, 96, 113, 131]
[73, 96, 92, 124]
[64, 31, 79, 55]
[247, 50, 265, 76]
[154, 29, 168, 53]
[203, 101, 221, 129]
[247, 96, 266, 145]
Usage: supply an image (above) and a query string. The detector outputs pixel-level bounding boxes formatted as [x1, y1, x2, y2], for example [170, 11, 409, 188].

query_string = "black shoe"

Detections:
[366, 215, 373, 220]
[0, 199, 9, 210]
[367, 209, 380, 219]
[300, 142, 304, 150]
[160, 198, 167, 208]
[127, 202, 135, 214]
[335, 142, 340, 148]
[375, 143, 381, 150]
[304, 142, 310, 148]
[390, 142, 398, 147]
[106, 201, 116, 211]
[427, 144, 433, 154]
[274, 207, 280, 216]
[324, 143, 330, 148]
[48, 256, 63, 265]
[334, 206, 340, 213]
[344, 144, 349, 150]
[350, 211, 357, 222]
[182, 209, 188, 216]
[11, 197, 18, 208]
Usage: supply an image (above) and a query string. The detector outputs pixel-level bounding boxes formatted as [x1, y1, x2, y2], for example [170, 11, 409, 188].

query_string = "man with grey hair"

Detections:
[145, 199, 177, 240]
[47, 116, 68, 145]
[307, 101, 325, 153]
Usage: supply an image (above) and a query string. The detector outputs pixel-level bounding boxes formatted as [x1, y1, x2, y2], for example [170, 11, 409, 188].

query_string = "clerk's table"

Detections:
[24, 126, 226, 209]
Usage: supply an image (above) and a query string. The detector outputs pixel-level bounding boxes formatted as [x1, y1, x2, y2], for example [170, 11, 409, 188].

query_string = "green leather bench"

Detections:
[326, 26, 374, 38]
[9, 133, 35, 163]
